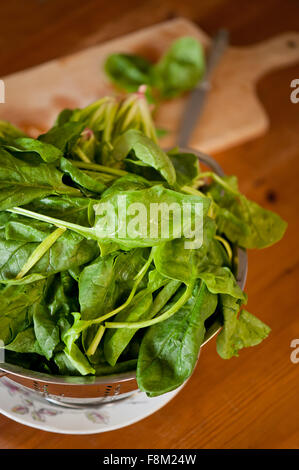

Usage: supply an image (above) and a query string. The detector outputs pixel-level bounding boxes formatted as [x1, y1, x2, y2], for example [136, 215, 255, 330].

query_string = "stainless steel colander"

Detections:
[0, 149, 248, 409]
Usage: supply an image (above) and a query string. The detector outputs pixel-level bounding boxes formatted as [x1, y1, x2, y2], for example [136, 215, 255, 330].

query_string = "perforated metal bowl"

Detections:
[0, 149, 247, 409]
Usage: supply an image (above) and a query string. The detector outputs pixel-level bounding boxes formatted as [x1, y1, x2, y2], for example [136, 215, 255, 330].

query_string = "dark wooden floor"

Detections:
[0, 0, 298, 449]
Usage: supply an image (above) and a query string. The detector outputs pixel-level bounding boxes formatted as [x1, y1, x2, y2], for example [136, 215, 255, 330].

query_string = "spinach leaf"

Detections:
[153, 217, 216, 284]
[45, 272, 78, 317]
[79, 254, 118, 321]
[137, 281, 217, 396]
[26, 195, 95, 227]
[104, 290, 153, 366]
[101, 174, 151, 197]
[38, 122, 85, 153]
[95, 184, 210, 250]
[228, 196, 287, 249]
[0, 280, 45, 344]
[33, 304, 60, 360]
[60, 157, 106, 194]
[112, 130, 176, 185]
[168, 150, 200, 187]
[62, 312, 95, 375]
[197, 266, 246, 301]
[152, 37, 205, 98]
[104, 53, 152, 92]
[0, 121, 26, 145]
[94, 358, 137, 376]
[54, 351, 80, 375]
[10, 184, 209, 251]
[64, 342, 95, 375]
[104, 37, 205, 100]
[0, 225, 99, 282]
[5, 217, 53, 242]
[0, 147, 80, 210]
[216, 294, 271, 359]
[208, 174, 287, 249]
[4, 327, 43, 355]
[8, 137, 63, 163]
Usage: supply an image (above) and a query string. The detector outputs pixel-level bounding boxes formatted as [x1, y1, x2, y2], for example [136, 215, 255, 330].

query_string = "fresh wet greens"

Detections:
[0, 92, 286, 396]
[137, 281, 217, 396]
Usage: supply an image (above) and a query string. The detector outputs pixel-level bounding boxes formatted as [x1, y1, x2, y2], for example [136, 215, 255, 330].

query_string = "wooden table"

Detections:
[0, 0, 298, 449]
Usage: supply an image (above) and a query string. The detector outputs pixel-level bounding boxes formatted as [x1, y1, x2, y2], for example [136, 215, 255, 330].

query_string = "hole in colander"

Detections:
[104, 385, 112, 396]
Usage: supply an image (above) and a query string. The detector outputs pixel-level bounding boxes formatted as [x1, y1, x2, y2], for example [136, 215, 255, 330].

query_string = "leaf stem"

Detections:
[7, 207, 95, 240]
[94, 250, 154, 324]
[105, 281, 194, 329]
[86, 325, 106, 357]
[16, 227, 66, 279]
[181, 185, 206, 197]
[71, 161, 128, 177]
[198, 172, 239, 196]
[214, 235, 233, 261]
[75, 146, 92, 163]
[86, 250, 154, 354]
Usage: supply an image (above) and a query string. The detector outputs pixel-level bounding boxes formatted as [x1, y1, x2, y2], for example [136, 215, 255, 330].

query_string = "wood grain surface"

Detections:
[2, 18, 299, 153]
[0, 0, 298, 449]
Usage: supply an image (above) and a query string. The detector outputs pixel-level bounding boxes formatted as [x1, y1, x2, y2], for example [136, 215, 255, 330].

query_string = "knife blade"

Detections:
[177, 29, 229, 148]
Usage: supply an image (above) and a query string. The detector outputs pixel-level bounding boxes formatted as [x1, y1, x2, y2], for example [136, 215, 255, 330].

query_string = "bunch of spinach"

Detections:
[104, 37, 205, 100]
[0, 90, 287, 396]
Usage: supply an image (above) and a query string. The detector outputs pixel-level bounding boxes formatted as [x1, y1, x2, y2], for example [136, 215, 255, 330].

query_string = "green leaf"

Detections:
[4, 327, 43, 355]
[104, 53, 152, 92]
[26, 195, 95, 227]
[9, 137, 63, 163]
[94, 184, 210, 250]
[45, 272, 79, 317]
[94, 358, 137, 376]
[0, 225, 99, 282]
[0, 147, 80, 210]
[216, 294, 271, 359]
[79, 254, 118, 321]
[112, 130, 176, 185]
[152, 37, 205, 98]
[137, 281, 217, 396]
[168, 150, 200, 187]
[33, 304, 60, 360]
[54, 351, 80, 375]
[5, 217, 53, 242]
[60, 157, 106, 194]
[0, 280, 45, 344]
[209, 174, 287, 249]
[104, 290, 153, 366]
[38, 122, 85, 153]
[153, 217, 216, 284]
[64, 342, 95, 375]
[0, 121, 26, 145]
[197, 266, 246, 301]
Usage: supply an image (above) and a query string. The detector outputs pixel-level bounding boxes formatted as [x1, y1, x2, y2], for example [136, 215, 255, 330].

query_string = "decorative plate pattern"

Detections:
[0, 377, 180, 434]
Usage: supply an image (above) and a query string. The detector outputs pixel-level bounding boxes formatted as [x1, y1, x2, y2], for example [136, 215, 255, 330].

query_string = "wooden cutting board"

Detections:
[1, 18, 299, 153]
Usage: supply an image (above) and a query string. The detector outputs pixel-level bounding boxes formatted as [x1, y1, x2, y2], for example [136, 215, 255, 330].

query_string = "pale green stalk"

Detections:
[86, 250, 154, 354]
[94, 250, 154, 324]
[86, 325, 106, 357]
[71, 161, 128, 176]
[214, 235, 233, 261]
[104, 281, 194, 330]
[16, 227, 66, 279]
[75, 146, 92, 163]
[7, 207, 95, 240]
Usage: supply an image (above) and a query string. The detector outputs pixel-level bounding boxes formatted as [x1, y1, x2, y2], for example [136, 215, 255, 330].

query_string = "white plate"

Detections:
[0, 377, 180, 434]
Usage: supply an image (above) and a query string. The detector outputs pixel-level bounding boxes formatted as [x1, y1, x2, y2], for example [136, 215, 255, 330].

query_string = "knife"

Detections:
[177, 29, 229, 148]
